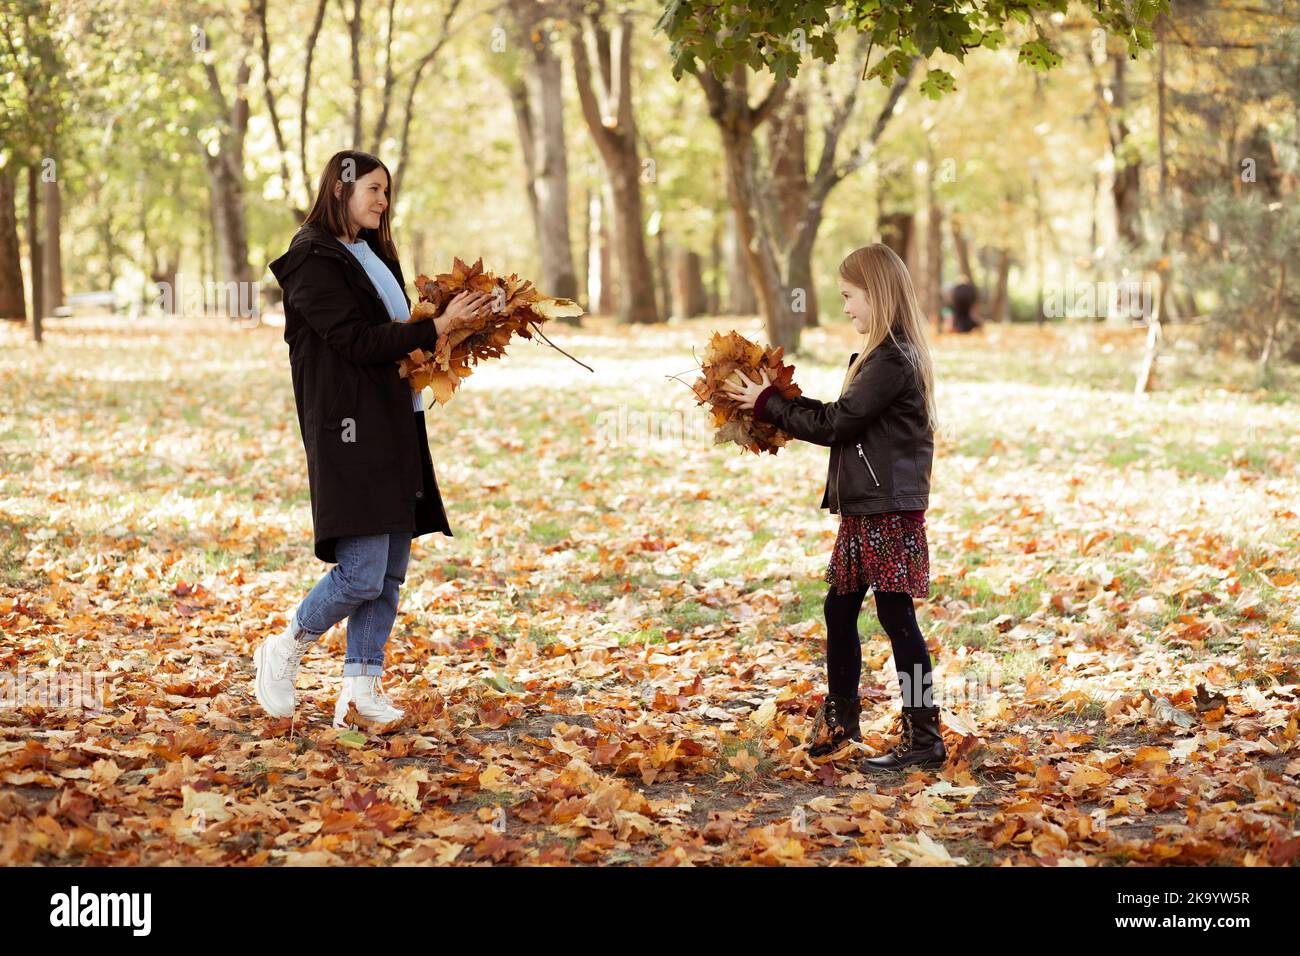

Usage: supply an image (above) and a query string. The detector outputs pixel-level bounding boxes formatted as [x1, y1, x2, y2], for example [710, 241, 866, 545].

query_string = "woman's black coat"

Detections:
[268, 222, 453, 563]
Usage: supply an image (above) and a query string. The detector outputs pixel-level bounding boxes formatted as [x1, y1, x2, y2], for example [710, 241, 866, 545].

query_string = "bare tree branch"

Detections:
[371, 0, 399, 151]
[393, 0, 464, 199]
[253, 0, 302, 219]
[827, 57, 915, 190]
[298, 0, 329, 210]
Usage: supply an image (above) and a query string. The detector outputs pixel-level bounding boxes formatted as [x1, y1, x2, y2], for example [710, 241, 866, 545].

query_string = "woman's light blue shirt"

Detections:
[342, 238, 425, 412]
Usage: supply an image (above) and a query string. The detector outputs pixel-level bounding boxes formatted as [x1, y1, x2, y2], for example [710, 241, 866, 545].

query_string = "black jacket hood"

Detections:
[268, 223, 394, 287]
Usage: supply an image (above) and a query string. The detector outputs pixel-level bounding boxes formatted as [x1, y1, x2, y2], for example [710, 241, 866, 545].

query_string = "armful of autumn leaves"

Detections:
[690, 331, 802, 455]
[397, 257, 585, 405]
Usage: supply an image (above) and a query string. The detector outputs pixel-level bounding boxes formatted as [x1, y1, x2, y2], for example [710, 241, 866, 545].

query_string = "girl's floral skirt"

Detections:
[825, 513, 930, 599]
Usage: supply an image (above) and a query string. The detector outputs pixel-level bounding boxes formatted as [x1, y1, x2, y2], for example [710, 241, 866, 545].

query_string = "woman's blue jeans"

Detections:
[291, 532, 412, 676]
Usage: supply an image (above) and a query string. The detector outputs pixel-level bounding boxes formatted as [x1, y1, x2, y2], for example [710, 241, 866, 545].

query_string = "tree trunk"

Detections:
[206, 151, 252, 316]
[200, 22, 254, 317]
[1258, 261, 1286, 375]
[41, 173, 63, 317]
[725, 205, 756, 314]
[27, 165, 43, 342]
[1110, 51, 1142, 247]
[201, 203, 213, 315]
[206, 169, 223, 315]
[1154, 14, 1171, 326]
[990, 248, 1011, 323]
[517, 7, 578, 303]
[1032, 166, 1045, 325]
[950, 214, 974, 281]
[720, 118, 797, 349]
[410, 229, 427, 280]
[707, 216, 721, 314]
[0, 171, 26, 322]
[585, 186, 615, 315]
[654, 226, 670, 323]
[879, 211, 916, 275]
[926, 206, 944, 328]
[1089, 166, 1100, 258]
[924, 143, 944, 328]
[608, 151, 657, 322]
[786, 211, 820, 332]
[671, 246, 707, 319]
[150, 250, 180, 316]
[570, 13, 656, 323]
[579, 185, 591, 312]
[769, 90, 818, 326]
[507, 75, 540, 226]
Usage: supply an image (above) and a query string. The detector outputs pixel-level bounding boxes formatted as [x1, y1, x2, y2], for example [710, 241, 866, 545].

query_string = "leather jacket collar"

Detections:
[760, 345, 933, 515]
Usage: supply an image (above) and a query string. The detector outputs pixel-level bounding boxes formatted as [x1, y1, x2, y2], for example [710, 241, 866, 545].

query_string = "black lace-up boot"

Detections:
[807, 693, 861, 758]
[860, 704, 946, 772]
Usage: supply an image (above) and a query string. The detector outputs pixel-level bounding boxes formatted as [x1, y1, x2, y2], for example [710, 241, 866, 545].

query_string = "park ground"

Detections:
[0, 313, 1297, 865]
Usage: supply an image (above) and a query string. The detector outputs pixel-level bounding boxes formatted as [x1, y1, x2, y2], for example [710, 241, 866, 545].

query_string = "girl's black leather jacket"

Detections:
[755, 341, 934, 515]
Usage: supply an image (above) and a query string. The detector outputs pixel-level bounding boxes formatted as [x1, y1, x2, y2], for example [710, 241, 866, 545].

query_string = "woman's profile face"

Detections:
[838, 276, 871, 335]
[334, 166, 389, 237]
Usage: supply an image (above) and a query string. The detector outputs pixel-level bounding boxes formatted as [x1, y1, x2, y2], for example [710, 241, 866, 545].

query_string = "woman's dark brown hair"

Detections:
[301, 150, 398, 260]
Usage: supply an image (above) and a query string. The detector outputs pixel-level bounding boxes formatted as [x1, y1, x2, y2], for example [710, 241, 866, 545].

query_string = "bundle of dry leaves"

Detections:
[398, 257, 583, 405]
[690, 330, 803, 455]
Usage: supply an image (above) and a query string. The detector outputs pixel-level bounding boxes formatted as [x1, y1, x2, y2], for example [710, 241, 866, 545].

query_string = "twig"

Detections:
[667, 349, 706, 393]
[665, 370, 702, 393]
[526, 321, 594, 372]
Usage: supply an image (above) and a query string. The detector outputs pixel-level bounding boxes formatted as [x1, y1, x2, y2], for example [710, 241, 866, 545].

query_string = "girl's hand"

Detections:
[435, 290, 492, 336]
[721, 367, 773, 410]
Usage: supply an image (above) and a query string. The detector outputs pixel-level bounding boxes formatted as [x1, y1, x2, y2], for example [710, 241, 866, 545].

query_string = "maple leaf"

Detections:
[397, 257, 585, 405]
[728, 749, 759, 774]
[689, 330, 802, 455]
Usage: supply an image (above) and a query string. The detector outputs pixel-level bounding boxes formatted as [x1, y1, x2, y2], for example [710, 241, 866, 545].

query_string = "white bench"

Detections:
[52, 291, 121, 317]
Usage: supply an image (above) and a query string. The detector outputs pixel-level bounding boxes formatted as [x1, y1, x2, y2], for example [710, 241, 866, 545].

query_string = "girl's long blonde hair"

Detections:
[838, 244, 940, 437]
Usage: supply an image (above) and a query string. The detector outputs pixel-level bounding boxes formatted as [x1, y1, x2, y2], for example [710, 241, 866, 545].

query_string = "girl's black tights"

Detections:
[823, 587, 934, 707]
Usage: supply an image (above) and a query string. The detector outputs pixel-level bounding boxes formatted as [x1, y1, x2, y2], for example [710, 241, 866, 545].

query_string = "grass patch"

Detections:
[616, 627, 666, 646]
[779, 578, 827, 626]
[944, 621, 999, 650]
[664, 600, 728, 630]
[0, 517, 41, 588]
[528, 520, 570, 545]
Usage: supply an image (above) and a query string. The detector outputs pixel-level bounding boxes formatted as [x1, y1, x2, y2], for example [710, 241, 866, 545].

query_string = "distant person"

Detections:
[948, 278, 980, 333]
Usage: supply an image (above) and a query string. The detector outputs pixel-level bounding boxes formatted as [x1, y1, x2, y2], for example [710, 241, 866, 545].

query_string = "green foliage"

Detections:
[1150, 23, 1300, 368]
[0, 0, 75, 162]
[918, 68, 957, 100]
[1017, 38, 1062, 72]
[657, 0, 1169, 94]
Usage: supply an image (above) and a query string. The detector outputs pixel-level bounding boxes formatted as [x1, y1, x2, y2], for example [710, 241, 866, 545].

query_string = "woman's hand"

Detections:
[721, 367, 773, 411]
[435, 289, 493, 336]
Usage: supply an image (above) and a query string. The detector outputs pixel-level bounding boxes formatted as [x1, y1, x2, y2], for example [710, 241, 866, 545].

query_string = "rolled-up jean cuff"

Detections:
[343, 660, 385, 677]
[292, 607, 325, 640]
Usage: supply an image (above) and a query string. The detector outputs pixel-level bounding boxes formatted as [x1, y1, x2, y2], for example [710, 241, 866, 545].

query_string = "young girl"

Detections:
[723, 243, 945, 772]
[259, 149, 489, 731]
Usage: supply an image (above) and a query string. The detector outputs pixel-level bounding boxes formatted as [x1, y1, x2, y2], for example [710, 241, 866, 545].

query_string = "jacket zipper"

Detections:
[856, 443, 881, 487]
[834, 444, 843, 512]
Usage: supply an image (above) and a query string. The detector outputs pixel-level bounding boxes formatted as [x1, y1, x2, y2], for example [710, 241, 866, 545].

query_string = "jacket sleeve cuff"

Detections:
[753, 385, 779, 422]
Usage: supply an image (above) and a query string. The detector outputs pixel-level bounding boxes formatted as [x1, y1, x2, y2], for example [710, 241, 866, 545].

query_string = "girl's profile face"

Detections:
[838, 276, 871, 335]
[335, 167, 389, 237]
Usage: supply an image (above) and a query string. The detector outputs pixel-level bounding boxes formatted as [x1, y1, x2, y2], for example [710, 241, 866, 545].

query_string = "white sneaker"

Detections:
[253, 616, 314, 718]
[333, 674, 405, 730]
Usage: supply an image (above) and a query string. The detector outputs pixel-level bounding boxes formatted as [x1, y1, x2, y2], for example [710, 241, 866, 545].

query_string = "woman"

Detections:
[724, 243, 945, 773]
[259, 149, 489, 731]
